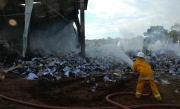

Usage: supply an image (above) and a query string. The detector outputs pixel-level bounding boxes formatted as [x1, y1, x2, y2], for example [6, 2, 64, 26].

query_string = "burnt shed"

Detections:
[0, 0, 88, 57]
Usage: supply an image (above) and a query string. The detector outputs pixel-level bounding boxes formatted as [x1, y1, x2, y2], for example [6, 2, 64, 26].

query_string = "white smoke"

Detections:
[148, 40, 180, 57]
[30, 20, 80, 55]
[117, 36, 144, 51]
[86, 44, 133, 67]
[148, 40, 166, 51]
[166, 43, 180, 57]
[86, 36, 145, 68]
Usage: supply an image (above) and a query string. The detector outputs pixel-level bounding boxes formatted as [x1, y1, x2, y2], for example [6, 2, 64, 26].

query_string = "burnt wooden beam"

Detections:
[22, 0, 33, 57]
[42, 0, 50, 22]
[79, 0, 85, 57]
[74, 13, 81, 44]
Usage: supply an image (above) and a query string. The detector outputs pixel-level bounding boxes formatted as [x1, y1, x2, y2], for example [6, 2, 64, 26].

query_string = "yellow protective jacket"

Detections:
[132, 57, 154, 80]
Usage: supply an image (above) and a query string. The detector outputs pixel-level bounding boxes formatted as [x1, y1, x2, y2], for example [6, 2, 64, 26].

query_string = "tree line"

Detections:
[144, 23, 180, 44]
[86, 23, 180, 45]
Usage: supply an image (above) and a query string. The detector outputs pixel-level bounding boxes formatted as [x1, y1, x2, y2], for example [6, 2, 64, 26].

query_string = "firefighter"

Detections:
[132, 51, 162, 101]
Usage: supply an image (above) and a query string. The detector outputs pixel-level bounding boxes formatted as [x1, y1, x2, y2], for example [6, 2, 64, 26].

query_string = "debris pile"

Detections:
[147, 53, 180, 75]
[0, 50, 179, 82]
[1, 54, 126, 81]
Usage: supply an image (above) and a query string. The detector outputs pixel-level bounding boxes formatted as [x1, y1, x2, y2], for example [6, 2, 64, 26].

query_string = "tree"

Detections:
[143, 25, 168, 42]
[169, 23, 180, 43]
[169, 30, 179, 43]
[171, 23, 180, 31]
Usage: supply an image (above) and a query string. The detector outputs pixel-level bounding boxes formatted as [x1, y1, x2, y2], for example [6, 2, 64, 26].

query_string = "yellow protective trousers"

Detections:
[136, 80, 161, 101]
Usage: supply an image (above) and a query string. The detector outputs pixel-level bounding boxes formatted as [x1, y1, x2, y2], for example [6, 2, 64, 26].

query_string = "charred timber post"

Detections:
[22, 0, 33, 57]
[74, 14, 81, 46]
[80, 0, 85, 57]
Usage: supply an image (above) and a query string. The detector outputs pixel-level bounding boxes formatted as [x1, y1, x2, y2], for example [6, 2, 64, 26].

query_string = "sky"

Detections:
[85, 0, 180, 39]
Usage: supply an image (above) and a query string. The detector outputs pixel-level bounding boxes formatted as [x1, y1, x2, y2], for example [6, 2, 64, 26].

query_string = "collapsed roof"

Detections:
[0, 0, 88, 25]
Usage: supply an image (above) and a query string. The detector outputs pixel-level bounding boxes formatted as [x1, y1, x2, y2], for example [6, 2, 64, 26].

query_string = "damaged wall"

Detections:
[0, 0, 88, 56]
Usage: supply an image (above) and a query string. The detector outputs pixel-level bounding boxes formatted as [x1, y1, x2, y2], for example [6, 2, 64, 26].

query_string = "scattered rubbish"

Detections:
[175, 90, 179, 93]
[26, 73, 38, 80]
[91, 84, 97, 92]
[0, 49, 179, 84]
[3, 64, 23, 73]
[89, 76, 97, 92]
[160, 79, 171, 84]
[103, 75, 111, 82]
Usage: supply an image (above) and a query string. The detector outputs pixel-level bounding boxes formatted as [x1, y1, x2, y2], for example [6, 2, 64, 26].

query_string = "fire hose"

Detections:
[105, 92, 180, 109]
[1, 92, 180, 109]
[0, 94, 116, 109]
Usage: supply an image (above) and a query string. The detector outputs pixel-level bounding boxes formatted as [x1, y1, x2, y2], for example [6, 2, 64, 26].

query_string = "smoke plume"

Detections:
[86, 44, 133, 67]
[30, 20, 80, 55]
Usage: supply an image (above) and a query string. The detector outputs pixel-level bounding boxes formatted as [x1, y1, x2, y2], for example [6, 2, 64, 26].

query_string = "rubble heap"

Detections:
[0, 50, 179, 82]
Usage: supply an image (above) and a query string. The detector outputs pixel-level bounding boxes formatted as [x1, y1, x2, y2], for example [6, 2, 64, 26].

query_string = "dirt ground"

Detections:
[0, 72, 180, 109]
